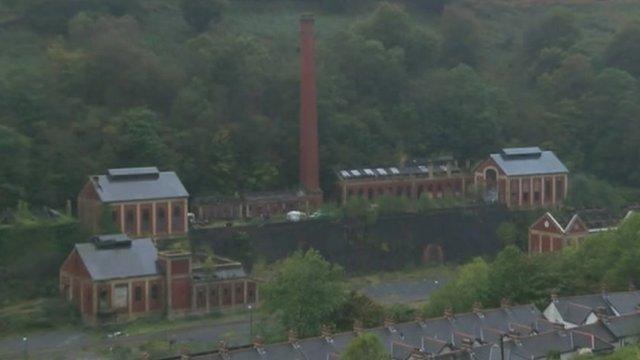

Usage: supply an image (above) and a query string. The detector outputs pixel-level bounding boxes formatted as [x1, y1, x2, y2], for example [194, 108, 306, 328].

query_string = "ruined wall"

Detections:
[190, 206, 518, 273]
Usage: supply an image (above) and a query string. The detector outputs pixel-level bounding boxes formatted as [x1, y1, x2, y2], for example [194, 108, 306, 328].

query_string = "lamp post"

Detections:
[248, 304, 253, 340]
[22, 337, 28, 358]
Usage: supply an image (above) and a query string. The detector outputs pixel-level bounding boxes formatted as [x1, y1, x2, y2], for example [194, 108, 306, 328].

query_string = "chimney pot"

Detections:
[353, 320, 364, 335]
[444, 306, 454, 319]
[501, 298, 511, 308]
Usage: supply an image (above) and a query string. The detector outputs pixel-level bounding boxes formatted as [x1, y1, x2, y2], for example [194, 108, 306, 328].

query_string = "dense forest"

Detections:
[1, 0, 640, 209]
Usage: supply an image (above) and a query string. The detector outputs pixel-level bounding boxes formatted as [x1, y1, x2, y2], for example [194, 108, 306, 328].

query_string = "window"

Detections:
[173, 205, 181, 217]
[111, 210, 117, 223]
[134, 286, 142, 302]
[141, 209, 150, 232]
[126, 210, 134, 223]
[151, 284, 159, 300]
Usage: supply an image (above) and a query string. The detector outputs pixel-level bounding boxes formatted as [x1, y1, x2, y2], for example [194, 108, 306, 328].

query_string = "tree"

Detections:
[496, 222, 518, 247]
[181, 0, 228, 32]
[355, 3, 439, 73]
[414, 64, 508, 160]
[342, 333, 388, 360]
[441, 8, 483, 67]
[262, 249, 346, 337]
[523, 10, 581, 57]
[104, 107, 174, 168]
[604, 22, 640, 78]
[424, 257, 490, 316]
[0, 125, 30, 208]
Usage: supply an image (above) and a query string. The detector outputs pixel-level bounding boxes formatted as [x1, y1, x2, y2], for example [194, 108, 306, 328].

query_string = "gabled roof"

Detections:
[75, 237, 158, 280]
[90, 167, 188, 203]
[550, 294, 616, 326]
[606, 291, 640, 315]
[489, 147, 568, 176]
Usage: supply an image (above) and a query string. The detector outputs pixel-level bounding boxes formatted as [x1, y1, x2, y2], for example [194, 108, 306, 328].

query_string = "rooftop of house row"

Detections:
[158, 292, 640, 360]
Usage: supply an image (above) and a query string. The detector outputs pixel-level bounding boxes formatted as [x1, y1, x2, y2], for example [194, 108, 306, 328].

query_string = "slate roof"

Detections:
[602, 313, 640, 339]
[489, 147, 568, 176]
[606, 291, 640, 315]
[551, 294, 614, 325]
[183, 302, 640, 360]
[90, 167, 188, 203]
[75, 238, 159, 280]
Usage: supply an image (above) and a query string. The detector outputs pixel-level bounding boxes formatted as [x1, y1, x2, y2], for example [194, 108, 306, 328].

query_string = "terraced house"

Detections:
[77, 167, 189, 238]
[171, 291, 640, 360]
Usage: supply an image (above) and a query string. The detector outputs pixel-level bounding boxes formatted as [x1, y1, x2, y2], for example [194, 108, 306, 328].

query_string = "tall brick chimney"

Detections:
[299, 14, 320, 193]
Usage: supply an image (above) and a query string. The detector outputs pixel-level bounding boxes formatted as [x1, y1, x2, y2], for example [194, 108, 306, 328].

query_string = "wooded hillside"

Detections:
[1, 0, 639, 208]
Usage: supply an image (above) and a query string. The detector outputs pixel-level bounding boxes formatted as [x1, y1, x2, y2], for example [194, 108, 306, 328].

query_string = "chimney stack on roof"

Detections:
[473, 301, 483, 315]
[253, 335, 266, 355]
[299, 14, 320, 194]
[353, 320, 364, 336]
[629, 282, 637, 292]
[320, 324, 333, 342]
[444, 306, 454, 320]
[501, 298, 511, 308]
[218, 340, 231, 360]
[551, 292, 559, 302]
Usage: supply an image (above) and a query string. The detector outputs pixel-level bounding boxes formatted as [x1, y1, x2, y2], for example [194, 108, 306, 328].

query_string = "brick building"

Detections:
[473, 147, 569, 208]
[59, 234, 258, 325]
[77, 167, 189, 238]
[194, 190, 322, 222]
[336, 156, 472, 204]
[528, 208, 626, 254]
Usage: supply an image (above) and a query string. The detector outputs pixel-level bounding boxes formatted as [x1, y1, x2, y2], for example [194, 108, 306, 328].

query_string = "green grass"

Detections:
[347, 264, 457, 290]
[0, 298, 82, 336]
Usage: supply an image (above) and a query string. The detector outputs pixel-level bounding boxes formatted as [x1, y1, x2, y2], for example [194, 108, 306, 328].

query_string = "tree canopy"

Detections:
[261, 249, 346, 337]
[341, 332, 389, 360]
[0, 1, 639, 208]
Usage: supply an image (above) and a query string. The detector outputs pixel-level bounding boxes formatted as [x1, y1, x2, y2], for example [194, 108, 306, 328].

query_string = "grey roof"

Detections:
[552, 293, 617, 325]
[606, 291, 640, 315]
[603, 313, 640, 339]
[489, 148, 568, 176]
[336, 158, 463, 181]
[91, 167, 188, 203]
[75, 238, 159, 280]
[185, 298, 640, 360]
[574, 322, 617, 344]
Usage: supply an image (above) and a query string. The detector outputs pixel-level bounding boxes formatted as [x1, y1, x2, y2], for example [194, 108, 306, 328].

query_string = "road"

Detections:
[0, 317, 253, 359]
[359, 277, 448, 305]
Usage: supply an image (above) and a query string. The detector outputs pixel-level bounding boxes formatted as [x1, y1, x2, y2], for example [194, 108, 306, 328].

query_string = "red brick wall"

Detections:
[171, 278, 190, 310]
[234, 282, 245, 305]
[139, 204, 152, 234]
[529, 233, 540, 253]
[221, 283, 232, 306]
[172, 259, 189, 275]
[209, 285, 220, 308]
[247, 282, 257, 304]
[83, 283, 93, 315]
[156, 202, 168, 234]
[77, 181, 102, 232]
[530, 214, 563, 234]
[132, 281, 146, 313]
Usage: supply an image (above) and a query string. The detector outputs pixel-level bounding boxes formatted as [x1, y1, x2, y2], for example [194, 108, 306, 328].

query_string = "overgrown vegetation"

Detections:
[0, 203, 87, 305]
[424, 213, 640, 316]
[0, 0, 639, 210]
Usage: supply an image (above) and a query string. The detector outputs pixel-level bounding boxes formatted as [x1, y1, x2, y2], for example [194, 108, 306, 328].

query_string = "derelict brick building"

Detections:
[77, 167, 189, 237]
[59, 234, 258, 325]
